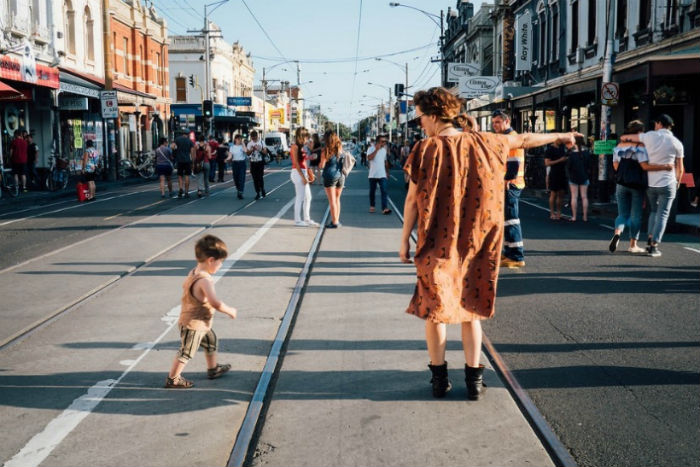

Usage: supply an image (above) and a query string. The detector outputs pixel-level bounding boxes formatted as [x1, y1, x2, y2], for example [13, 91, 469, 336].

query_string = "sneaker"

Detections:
[164, 375, 194, 389]
[647, 237, 652, 248]
[295, 221, 309, 227]
[608, 234, 620, 252]
[306, 220, 320, 227]
[382, 209, 392, 215]
[161, 194, 166, 199]
[262, 190, 266, 198]
[369, 207, 376, 213]
[197, 190, 203, 198]
[326, 223, 338, 229]
[237, 192, 243, 199]
[500, 257, 525, 268]
[628, 246, 647, 254]
[255, 193, 261, 200]
[178, 190, 183, 199]
[184, 192, 191, 199]
[648, 245, 662, 257]
[207, 363, 231, 380]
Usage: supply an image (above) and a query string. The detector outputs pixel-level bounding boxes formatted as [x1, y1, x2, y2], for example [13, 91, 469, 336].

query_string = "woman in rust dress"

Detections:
[400, 87, 579, 400]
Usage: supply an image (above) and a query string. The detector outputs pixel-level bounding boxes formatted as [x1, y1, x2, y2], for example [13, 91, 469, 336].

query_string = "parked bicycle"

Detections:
[45, 153, 71, 192]
[118, 151, 155, 179]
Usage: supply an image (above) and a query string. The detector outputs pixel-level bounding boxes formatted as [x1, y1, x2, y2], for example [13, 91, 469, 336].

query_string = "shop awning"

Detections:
[0, 80, 23, 100]
[213, 115, 257, 126]
[114, 83, 157, 107]
[59, 68, 103, 98]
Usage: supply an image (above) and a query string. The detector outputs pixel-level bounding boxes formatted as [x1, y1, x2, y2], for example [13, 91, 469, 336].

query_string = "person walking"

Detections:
[81, 139, 101, 201]
[155, 137, 175, 198]
[229, 134, 247, 199]
[247, 130, 267, 200]
[566, 140, 591, 222]
[400, 86, 580, 401]
[367, 135, 391, 215]
[9, 130, 28, 193]
[174, 131, 195, 199]
[215, 137, 229, 183]
[609, 120, 675, 254]
[26, 134, 39, 189]
[319, 130, 345, 228]
[194, 134, 211, 198]
[544, 141, 568, 220]
[289, 127, 318, 227]
[491, 110, 525, 268]
[620, 114, 685, 257]
[308, 133, 322, 185]
[207, 135, 219, 183]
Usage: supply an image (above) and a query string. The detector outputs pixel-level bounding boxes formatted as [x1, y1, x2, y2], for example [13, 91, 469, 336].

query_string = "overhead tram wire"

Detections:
[150, 0, 194, 35]
[348, 0, 364, 120]
[251, 42, 434, 64]
[241, 0, 289, 63]
[408, 25, 440, 87]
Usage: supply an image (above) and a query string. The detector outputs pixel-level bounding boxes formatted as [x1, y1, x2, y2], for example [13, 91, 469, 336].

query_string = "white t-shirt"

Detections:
[639, 129, 684, 187]
[231, 144, 247, 161]
[367, 145, 387, 179]
[247, 140, 264, 162]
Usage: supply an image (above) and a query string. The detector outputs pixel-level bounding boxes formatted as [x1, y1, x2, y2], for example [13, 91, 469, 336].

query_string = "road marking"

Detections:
[3, 198, 296, 467]
[684, 247, 700, 254]
[599, 223, 614, 230]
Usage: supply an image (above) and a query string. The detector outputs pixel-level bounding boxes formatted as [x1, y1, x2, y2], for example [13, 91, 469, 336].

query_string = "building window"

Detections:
[570, 0, 579, 52]
[139, 45, 145, 80]
[175, 77, 187, 102]
[123, 38, 129, 76]
[64, 0, 76, 55]
[665, 0, 679, 26]
[639, 0, 651, 29]
[551, 2, 559, 62]
[112, 32, 117, 71]
[539, 8, 546, 67]
[84, 6, 94, 62]
[155, 52, 161, 86]
[587, 0, 596, 45]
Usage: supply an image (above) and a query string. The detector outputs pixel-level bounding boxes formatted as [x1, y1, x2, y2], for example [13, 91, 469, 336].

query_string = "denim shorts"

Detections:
[156, 164, 173, 176]
[323, 175, 345, 188]
[569, 180, 590, 186]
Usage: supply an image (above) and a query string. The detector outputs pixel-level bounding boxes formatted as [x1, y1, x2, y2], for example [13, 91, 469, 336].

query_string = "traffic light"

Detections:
[394, 83, 404, 97]
[189, 75, 195, 87]
[202, 100, 213, 118]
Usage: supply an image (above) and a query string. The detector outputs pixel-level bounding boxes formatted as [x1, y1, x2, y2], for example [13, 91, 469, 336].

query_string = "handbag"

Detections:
[614, 145, 647, 189]
[341, 151, 356, 176]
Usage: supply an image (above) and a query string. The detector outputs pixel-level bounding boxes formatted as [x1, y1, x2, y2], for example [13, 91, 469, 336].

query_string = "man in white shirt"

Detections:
[367, 134, 391, 214]
[246, 130, 268, 200]
[229, 134, 247, 199]
[621, 114, 685, 257]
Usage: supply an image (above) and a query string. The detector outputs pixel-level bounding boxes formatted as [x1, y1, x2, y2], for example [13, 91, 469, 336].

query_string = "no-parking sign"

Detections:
[100, 91, 118, 118]
[601, 82, 619, 106]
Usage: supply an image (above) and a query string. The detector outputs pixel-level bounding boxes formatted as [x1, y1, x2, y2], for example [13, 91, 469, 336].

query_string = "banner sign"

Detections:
[446, 62, 480, 83]
[100, 90, 118, 118]
[515, 10, 532, 71]
[458, 76, 502, 98]
[593, 139, 618, 155]
[227, 96, 252, 106]
[59, 96, 88, 110]
[0, 53, 59, 89]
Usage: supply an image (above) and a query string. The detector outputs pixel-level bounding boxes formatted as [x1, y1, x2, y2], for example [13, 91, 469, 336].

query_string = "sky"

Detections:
[150, 0, 485, 126]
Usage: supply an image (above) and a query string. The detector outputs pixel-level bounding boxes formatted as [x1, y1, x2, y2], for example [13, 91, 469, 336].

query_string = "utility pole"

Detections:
[404, 62, 409, 143]
[102, 0, 117, 180]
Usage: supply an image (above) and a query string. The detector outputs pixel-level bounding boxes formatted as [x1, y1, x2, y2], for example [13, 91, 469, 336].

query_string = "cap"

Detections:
[653, 114, 674, 128]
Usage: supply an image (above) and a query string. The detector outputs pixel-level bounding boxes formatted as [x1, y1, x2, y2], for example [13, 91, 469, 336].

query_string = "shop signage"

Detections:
[227, 96, 252, 106]
[458, 76, 502, 98]
[446, 62, 480, 83]
[0, 53, 59, 89]
[515, 10, 532, 72]
[601, 82, 619, 106]
[100, 90, 118, 118]
[60, 82, 100, 99]
[59, 96, 89, 110]
[73, 119, 84, 149]
[593, 139, 618, 155]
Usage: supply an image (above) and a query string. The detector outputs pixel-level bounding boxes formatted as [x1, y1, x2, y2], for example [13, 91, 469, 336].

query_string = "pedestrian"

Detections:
[207, 135, 219, 183]
[155, 137, 175, 198]
[9, 129, 28, 193]
[215, 137, 229, 183]
[289, 127, 319, 227]
[491, 109, 525, 268]
[173, 131, 195, 199]
[319, 130, 345, 228]
[194, 134, 211, 198]
[566, 139, 591, 222]
[367, 135, 391, 215]
[619, 114, 685, 257]
[399, 86, 580, 400]
[26, 133, 39, 189]
[544, 141, 568, 220]
[229, 134, 247, 199]
[80, 139, 101, 201]
[246, 130, 267, 200]
[360, 144, 367, 167]
[164, 234, 237, 389]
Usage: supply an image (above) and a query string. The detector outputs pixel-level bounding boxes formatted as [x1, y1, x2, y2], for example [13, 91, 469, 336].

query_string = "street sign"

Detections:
[458, 76, 501, 98]
[227, 96, 252, 106]
[100, 90, 118, 119]
[447, 62, 480, 83]
[601, 82, 619, 106]
[593, 139, 618, 154]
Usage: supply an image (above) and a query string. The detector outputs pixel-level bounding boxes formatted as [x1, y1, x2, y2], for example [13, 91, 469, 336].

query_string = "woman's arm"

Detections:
[505, 132, 580, 150]
[290, 145, 308, 184]
[675, 157, 684, 184]
[82, 152, 88, 172]
[639, 162, 673, 171]
[399, 181, 418, 263]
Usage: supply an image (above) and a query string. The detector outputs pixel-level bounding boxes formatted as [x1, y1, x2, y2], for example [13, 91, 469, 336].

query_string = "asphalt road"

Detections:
[384, 168, 700, 467]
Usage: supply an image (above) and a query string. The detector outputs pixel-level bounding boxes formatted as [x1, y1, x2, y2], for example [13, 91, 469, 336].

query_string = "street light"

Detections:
[262, 60, 296, 138]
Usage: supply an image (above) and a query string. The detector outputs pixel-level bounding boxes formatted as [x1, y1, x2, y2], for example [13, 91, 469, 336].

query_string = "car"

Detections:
[264, 132, 290, 160]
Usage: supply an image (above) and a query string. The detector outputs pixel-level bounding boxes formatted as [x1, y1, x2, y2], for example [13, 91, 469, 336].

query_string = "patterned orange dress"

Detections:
[403, 132, 509, 323]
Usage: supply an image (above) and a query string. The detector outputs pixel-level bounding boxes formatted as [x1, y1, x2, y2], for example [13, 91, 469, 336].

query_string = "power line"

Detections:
[252, 42, 433, 64]
[349, 0, 364, 118]
[241, 0, 288, 62]
[150, 0, 192, 35]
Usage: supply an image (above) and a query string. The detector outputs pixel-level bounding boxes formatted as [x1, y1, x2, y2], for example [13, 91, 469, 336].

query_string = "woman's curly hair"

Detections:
[413, 87, 475, 130]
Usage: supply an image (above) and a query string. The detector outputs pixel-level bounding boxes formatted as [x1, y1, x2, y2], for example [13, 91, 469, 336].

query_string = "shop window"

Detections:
[84, 6, 94, 62]
[64, 0, 76, 56]
[175, 77, 187, 102]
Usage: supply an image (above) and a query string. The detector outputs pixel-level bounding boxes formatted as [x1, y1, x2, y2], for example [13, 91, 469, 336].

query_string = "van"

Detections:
[264, 132, 290, 159]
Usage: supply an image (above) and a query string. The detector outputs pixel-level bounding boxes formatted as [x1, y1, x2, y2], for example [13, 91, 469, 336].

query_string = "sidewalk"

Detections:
[249, 177, 556, 466]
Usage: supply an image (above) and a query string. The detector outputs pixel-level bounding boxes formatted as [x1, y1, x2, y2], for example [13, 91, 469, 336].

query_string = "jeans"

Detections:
[216, 159, 226, 182]
[647, 184, 676, 244]
[232, 160, 246, 194]
[503, 186, 524, 261]
[369, 177, 388, 210]
[614, 184, 644, 240]
[250, 161, 265, 195]
[291, 169, 312, 222]
[195, 162, 210, 194]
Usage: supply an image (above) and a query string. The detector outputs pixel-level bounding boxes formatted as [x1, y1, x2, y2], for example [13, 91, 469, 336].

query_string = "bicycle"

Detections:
[45, 153, 71, 192]
[118, 151, 155, 179]
[1, 166, 19, 198]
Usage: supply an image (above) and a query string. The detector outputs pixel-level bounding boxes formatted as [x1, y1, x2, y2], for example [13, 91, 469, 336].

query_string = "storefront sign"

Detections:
[73, 119, 84, 149]
[458, 76, 502, 98]
[446, 62, 480, 83]
[515, 10, 532, 72]
[593, 139, 617, 155]
[100, 90, 118, 118]
[227, 96, 252, 106]
[60, 96, 89, 110]
[0, 53, 59, 89]
[60, 81, 100, 99]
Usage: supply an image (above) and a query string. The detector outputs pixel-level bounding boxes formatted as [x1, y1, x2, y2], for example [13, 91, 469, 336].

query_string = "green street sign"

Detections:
[593, 139, 618, 154]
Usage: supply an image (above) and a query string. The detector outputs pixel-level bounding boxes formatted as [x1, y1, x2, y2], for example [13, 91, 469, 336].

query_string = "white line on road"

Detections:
[684, 246, 700, 254]
[3, 198, 296, 467]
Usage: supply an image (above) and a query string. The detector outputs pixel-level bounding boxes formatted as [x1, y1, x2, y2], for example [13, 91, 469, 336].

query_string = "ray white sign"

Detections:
[447, 62, 481, 83]
[458, 76, 502, 98]
[515, 10, 532, 72]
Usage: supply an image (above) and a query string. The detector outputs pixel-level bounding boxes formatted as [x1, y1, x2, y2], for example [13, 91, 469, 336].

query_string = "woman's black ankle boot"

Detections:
[428, 362, 452, 398]
[465, 364, 486, 400]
